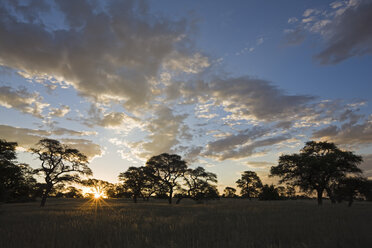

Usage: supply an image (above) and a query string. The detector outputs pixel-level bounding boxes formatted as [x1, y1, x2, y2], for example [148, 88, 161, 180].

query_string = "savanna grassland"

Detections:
[1, 199, 372, 248]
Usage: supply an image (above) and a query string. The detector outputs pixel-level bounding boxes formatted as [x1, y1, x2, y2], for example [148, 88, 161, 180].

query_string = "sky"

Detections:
[0, 0, 371, 191]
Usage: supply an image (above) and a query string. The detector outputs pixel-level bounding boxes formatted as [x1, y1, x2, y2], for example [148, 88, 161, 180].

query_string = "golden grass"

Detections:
[1, 199, 372, 248]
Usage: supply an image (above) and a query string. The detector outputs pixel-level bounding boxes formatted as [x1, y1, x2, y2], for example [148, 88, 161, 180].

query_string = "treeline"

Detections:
[1, 138, 372, 207]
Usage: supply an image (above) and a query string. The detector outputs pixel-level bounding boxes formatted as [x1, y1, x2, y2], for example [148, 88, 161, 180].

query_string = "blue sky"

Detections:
[0, 0, 371, 190]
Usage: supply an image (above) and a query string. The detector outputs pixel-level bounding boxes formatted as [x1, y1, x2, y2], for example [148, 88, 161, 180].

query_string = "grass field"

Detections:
[1, 199, 372, 248]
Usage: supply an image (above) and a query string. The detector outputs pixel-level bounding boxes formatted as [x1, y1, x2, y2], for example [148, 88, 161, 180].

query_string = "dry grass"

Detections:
[1, 198, 372, 248]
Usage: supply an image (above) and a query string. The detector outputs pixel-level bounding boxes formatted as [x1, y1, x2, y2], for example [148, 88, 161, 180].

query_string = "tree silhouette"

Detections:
[146, 153, 187, 204]
[334, 177, 367, 206]
[64, 186, 83, 198]
[177, 166, 218, 203]
[81, 178, 112, 198]
[270, 141, 362, 205]
[0, 139, 36, 202]
[361, 179, 372, 201]
[223, 186, 237, 198]
[118, 166, 152, 203]
[236, 171, 262, 199]
[285, 185, 296, 199]
[31, 138, 92, 207]
[258, 184, 280, 200]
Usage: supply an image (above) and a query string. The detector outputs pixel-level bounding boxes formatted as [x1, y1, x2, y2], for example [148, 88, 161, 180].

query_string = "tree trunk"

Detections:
[168, 188, 173, 204]
[40, 186, 51, 207]
[326, 187, 336, 204]
[317, 189, 323, 206]
[133, 195, 137, 203]
[40, 193, 47, 207]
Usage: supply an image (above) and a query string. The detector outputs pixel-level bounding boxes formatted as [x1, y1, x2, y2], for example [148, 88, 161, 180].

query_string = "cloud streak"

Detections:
[285, 0, 372, 64]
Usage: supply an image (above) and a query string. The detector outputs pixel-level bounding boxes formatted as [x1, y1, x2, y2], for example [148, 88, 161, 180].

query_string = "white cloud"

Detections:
[0, 124, 102, 159]
[0, 0, 192, 110]
[285, 0, 372, 64]
[163, 52, 210, 74]
[49, 105, 70, 117]
[0, 86, 48, 118]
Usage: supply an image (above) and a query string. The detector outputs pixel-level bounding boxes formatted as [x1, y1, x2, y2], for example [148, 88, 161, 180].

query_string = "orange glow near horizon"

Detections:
[82, 187, 108, 199]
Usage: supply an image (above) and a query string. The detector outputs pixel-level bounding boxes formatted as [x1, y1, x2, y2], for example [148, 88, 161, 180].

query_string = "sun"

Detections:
[94, 193, 101, 199]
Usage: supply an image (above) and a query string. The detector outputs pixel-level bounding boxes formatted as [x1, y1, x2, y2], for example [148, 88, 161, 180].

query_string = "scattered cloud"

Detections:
[285, 0, 372, 64]
[0, 124, 102, 159]
[0, 86, 48, 118]
[312, 117, 372, 146]
[182, 76, 315, 122]
[205, 135, 290, 161]
[49, 105, 70, 117]
[0, 0, 194, 110]
[360, 154, 372, 177]
[129, 106, 189, 159]
[163, 52, 210, 74]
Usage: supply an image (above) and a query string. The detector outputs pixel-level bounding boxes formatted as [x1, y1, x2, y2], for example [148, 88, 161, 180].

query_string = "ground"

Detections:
[1, 198, 372, 248]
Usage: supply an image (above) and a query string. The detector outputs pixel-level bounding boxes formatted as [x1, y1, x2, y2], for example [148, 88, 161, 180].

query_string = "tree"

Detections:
[270, 141, 363, 205]
[106, 184, 130, 198]
[361, 179, 372, 201]
[236, 171, 262, 199]
[223, 187, 236, 198]
[146, 153, 187, 204]
[258, 184, 280, 200]
[118, 166, 151, 203]
[285, 185, 296, 199]
[81, 178, 112, 198]
[0, 139, 36, 202]
[334, 177, 367, 206]
[177, 166, 218, 203]
[64, 186, 83, 198]
[31, 138, 92, 207]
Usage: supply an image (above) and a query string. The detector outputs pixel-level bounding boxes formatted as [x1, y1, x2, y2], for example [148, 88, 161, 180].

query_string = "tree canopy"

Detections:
[236, 171, 262, 199]
[31, 138, 92, 207]
[0, 139, 36, 202]
[146, 153, 187, 204]
[270, 141, 363, 205]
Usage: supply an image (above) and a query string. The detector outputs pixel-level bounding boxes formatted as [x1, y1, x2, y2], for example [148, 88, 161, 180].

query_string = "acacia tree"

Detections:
[31, 138, 92, 207]
[223, 187, 237, 198]
[236, 171, 262, 199]
[177, 166, 218, 203]
[118, 166, 153, 203]
[0, 139, 36, 202]
[334, 177, 367, 207]
[258, 184, 280, 200]
[146, 153, 187, 204]
[270, 141, 362, 205]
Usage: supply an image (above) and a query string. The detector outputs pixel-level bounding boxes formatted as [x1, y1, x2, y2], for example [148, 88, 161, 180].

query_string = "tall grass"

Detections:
[1, 199, 372, 248]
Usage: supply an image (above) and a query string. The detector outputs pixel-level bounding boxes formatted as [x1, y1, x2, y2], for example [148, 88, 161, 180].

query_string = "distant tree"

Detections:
[361, 179, 372, 201]
[146, 153, 187, 204]
[334, 177, 367, 206]
[0, 139, 36, 202]
[223, 187, 237, 198]
[106, 184, 130, 198]
[81, 178, 111, 198]
[270, 141, 362, 205]
[50, 183, 66, 197]
[276, 186, 286, 198]
[64, 186, 83, 198]
[119, 167, 147, 203]
[236, 171, 262, 199]
[177, 166, 218, 203]
[31, 138, 92, 207]
[258, 184, 280, 200]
